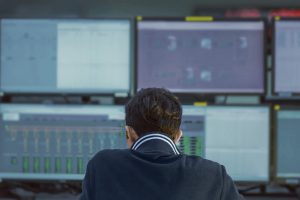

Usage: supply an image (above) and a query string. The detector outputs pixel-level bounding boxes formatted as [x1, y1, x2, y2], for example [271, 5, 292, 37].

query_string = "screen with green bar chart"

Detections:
[179, 106, 206, 157]
[0, 104, 126, 180]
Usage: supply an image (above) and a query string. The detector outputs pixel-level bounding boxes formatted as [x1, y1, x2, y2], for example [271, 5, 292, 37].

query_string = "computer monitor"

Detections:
[275, 106, 300, 181]
[0, 104, 126, 180]
[180, 105, 270, 182]
[0, 19, 131, 94]
[137, 19, 265, 94]
[273, 19, 300, 95]
[180, 106, 206, 157]
[205, 106, 270, 182]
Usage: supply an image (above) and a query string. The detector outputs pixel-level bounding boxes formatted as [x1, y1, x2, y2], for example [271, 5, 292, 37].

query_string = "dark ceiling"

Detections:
[0, 0, 300, 17]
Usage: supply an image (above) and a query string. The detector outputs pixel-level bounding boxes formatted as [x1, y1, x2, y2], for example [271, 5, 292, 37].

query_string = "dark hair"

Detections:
[125, 88, 182, 140]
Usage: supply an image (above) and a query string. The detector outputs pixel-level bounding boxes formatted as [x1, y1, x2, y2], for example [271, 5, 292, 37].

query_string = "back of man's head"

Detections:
[125, 88, 182, 140]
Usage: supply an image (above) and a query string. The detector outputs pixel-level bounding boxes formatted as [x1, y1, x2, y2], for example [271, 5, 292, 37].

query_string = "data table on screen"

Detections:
[274, 20, 300, 95]
[179, 105, 270, 182]
[180, 106, 206, 157]
[0, 19, 130, 93]
[0, 104, 126, 180]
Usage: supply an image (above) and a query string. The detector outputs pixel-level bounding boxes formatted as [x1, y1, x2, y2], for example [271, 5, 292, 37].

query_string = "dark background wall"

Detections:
[1, 0, 300, 18]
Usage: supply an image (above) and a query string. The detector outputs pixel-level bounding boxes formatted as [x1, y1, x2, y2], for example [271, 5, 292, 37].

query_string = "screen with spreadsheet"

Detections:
[0, 104, 126, 180]
[205, 106, 270, 181]
[276, 108, 300, 179]
[180, 105, 270, 182]
[0, 19, 130, 93]
[137, 20, 265, 93]
[274, 20, 300, 95]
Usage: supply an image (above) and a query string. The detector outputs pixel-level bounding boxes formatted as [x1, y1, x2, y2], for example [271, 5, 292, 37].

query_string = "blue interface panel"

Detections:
[0, 104, 126, 180]
[276, 108, 300, 179]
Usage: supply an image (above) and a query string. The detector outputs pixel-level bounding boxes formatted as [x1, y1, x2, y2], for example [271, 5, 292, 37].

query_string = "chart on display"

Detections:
[0, 19, 130, 93]
[0, 104, 126, 180]
[275, 107, 300, 180]
[180, 106, 206, 157]
[137, 19, 265, 93]
[274, 19, 300, 95]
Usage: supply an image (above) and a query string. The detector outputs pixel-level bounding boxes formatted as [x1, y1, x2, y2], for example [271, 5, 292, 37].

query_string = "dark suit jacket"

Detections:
[80, 133, 244, 200]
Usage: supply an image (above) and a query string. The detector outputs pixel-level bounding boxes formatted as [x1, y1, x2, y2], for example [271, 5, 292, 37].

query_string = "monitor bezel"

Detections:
[273, 104, 300, 184]
[271, 17, 300, 97]
[0, 17, 133, 96]
[134, 17, 267, 96]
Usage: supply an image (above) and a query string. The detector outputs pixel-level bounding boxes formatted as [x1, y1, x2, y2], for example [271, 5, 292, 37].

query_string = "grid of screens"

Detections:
[0, 19, 130, 93]
[0, 104, 270, 182]
[0, 104, 126, 180]
[5, 17, 300, 96]
[181, 105, 270, 182]
[137, 20, 265, 93]
[276, 107, 300, 180]
[274, 20, 300, 95]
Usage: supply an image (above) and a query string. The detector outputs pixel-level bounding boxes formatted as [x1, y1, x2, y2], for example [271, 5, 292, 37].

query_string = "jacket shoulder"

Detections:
[183, 155, 222, 169]
[92, 149, 130, 162]
[182, 155, 225, 179]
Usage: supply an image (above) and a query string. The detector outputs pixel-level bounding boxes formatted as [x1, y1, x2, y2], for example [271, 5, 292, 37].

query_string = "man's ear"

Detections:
[125, 126, 139, 148]
[174, 129, 183, 145]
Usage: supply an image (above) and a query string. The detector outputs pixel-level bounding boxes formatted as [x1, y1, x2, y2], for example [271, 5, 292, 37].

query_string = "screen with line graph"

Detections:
[0, 19, 130, 93]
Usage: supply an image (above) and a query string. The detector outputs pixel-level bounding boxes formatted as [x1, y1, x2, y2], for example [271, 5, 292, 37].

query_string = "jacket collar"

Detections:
[131, 132, 180, 155]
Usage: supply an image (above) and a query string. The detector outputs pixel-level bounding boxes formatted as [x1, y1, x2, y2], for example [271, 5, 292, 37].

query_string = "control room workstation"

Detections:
[0, 16, 300, 199]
